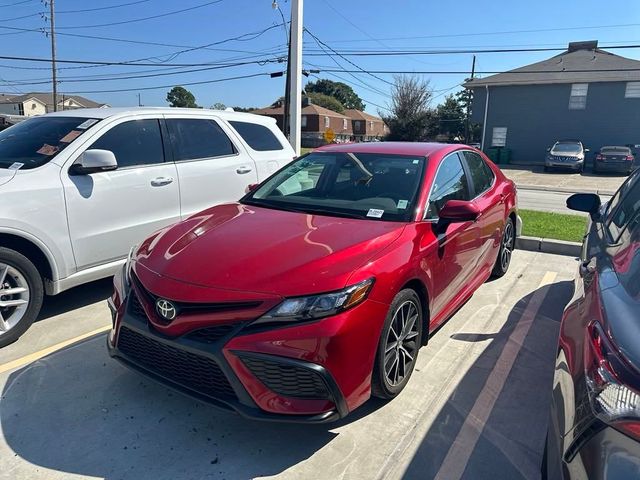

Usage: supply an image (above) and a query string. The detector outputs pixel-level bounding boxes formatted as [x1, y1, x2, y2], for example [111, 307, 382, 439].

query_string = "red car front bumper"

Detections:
[107, 274, 390, 422]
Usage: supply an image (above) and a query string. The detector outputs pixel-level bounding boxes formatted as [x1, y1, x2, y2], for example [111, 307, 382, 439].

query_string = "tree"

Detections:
[306, 92, 344, 113]
[306, 79, 365, 110]
[166, 86, 198, 108]
[435, 94, 465, 141]
[211, 102, 226, 110]
[381, 75, 435, 141]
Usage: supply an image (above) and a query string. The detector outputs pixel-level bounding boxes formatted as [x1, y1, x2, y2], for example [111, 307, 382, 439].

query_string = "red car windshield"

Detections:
[243, 152, 426, 222]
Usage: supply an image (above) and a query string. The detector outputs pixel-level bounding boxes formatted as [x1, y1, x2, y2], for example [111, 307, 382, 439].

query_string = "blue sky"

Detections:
[1, 0, 639, 114]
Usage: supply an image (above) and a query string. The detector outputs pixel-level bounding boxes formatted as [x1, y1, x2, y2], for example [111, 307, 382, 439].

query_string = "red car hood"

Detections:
[135, 203, 405, 296]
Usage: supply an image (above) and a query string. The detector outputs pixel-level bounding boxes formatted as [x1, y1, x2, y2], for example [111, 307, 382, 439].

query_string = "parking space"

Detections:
[0, 250, 576, 480]
[502, 165, 626, 194]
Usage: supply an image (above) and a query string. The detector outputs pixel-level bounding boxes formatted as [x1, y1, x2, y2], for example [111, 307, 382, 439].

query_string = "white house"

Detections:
[0, 93, 109, 117]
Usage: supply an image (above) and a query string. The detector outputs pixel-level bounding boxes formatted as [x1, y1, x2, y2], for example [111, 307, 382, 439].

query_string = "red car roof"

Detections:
[314, 142, 459, 157]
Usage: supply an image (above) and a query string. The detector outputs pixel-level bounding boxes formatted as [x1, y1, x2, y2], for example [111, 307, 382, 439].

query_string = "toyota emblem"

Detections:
[155, 298, 177, 321]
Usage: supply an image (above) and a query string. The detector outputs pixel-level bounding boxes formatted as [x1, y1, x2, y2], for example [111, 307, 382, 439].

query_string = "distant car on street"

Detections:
[544, 140, 588, 173]
[594, 145, 635, 175]
[545, 171, 640, 478]
[107, 142, 521, 422]
[0, 107, 295, 347]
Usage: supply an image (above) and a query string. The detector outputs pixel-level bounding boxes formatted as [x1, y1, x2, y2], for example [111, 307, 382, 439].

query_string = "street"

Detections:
[517, 188, 612, 214]
[0, 250, 576, 480]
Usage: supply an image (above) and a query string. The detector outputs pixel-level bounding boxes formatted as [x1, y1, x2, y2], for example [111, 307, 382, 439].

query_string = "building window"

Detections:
[370, 121, 374, 129]
[354, 120, 361, 130]
[324, 116, 330, 128]
[625, 82, 640, 98]
[342, 118, 347, 130]
[491, 127, 507, 147]
[569, 83, 588, 110]
[301, 115, 307, 127]
[31, 103, 36, 109]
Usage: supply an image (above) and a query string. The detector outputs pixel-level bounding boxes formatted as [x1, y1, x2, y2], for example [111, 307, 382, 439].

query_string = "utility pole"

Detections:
[465, 55, 475, 144]
[288, 0, 303, 155]
[137, 93, 142, 106]
[272, 1, 289, 139]
[48, 0, 58, 112]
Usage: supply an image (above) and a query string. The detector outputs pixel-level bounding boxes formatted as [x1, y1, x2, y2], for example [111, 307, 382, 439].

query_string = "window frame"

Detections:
[324, 116, 330, 128]
[569, 83, 589, 110]
[605, 170, 640, 244]
[625, 82, 640, 99]
[85, 117, 167, 171]
[460, 149, 496, 198]
[423, 151, 474, 221]
[165, 116, 239, 164]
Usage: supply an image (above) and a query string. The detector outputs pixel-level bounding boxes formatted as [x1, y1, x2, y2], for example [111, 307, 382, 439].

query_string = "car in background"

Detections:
[0, 107, 294, 347]
[108, 142, 520, 422]
[545, 170, 640, 478]
[544, 140, 588, 173]
[594, 145, 635, 175]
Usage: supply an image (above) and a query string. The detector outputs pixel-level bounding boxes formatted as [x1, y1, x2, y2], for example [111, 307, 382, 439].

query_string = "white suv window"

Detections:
[90, 119, 164, 168]
[166, 118, 236, 161]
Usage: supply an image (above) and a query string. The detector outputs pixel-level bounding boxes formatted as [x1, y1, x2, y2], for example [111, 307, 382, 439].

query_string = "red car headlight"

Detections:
[252, 278, 374, 326]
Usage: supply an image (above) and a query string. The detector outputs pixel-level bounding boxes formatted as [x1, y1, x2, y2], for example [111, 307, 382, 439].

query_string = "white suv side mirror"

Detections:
[70, 149, 118, 175]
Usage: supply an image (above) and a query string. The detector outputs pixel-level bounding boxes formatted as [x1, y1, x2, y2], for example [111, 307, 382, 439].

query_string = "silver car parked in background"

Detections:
[544, 140, 588, 173]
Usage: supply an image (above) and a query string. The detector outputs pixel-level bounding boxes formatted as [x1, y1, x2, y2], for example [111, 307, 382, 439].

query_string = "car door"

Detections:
[164, 115, 259, 219]
[422, 151, 478, 319]
[62, 117, 180, 270]
[461, 150, 504, 275]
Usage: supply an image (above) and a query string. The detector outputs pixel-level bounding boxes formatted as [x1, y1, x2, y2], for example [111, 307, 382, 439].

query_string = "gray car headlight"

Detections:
[252, 278, 374, 326]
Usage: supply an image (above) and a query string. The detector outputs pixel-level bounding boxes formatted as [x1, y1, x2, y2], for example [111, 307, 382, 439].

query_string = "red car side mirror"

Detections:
[438, 200, 480, 222]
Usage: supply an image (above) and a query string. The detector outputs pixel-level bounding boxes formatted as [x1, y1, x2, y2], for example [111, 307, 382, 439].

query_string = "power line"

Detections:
[61, 71, 269, 94]
[56, 0, 225, 30]
[304, 28, 394, 86]
[302, 44, 640, 56]
[57, 0, 152, 14]
[308, 73, 390, 112]
[316, 67, 640, 74]
[5, 57, 283, 86]
[318, 23, 640, 44]
[0, 11, 40, 22]
[0, 0, 35, 7]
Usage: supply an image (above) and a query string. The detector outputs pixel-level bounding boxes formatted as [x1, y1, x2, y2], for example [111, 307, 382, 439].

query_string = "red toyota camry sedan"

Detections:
[107, 142, 520, 422]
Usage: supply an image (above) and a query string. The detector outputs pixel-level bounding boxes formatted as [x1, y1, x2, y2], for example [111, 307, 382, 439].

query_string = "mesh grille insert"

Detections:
[240, 355, 331, 399]
[185, 325, 236, 344]
[118, 326, 236, 399]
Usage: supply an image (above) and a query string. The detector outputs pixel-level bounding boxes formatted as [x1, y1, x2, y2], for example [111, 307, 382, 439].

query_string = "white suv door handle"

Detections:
[236, 166, 253, 174]
[150, 176, 174, 187]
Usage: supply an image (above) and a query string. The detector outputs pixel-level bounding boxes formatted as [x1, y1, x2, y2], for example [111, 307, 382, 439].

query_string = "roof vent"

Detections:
[568, 40, 598, 52]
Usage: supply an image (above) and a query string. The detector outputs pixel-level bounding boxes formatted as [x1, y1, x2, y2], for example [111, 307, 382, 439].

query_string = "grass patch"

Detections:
[520, 209, 587, 243]
[300, 147, 314, 155]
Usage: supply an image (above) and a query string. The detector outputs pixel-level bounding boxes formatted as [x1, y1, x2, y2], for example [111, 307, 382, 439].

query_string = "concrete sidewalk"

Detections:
[502, 165, 626, 195]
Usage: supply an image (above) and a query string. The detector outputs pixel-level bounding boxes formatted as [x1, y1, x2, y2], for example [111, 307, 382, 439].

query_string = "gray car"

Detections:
[544, 140, 587, 173]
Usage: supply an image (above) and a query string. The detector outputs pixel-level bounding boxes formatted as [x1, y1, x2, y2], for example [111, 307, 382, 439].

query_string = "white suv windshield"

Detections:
[0, 116, 99, 170]
[243, 152, 426, 222]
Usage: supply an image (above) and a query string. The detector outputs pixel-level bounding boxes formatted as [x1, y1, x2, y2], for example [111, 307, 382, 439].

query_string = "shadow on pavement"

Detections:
[36, 277, 113, 322]
[0, 333, 383, 479]
[399, 280, 574, 480]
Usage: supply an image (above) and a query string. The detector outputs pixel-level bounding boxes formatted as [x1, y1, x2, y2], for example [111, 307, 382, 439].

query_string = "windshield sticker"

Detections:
[60, 130, 82, 143]
[412, 159, 419, 164]
[76, 119, 98, 130]
[36, 144, 60, 156]
[397, 200, 408, 209]
[8, 162, 24, 170]
[367, 208, 384, 218]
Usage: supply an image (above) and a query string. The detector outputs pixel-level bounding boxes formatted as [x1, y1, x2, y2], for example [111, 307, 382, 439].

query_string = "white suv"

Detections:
[0, 107, 295, 346]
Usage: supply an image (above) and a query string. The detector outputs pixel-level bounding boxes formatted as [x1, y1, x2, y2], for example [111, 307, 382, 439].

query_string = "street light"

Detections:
[271, 0, 290, 139]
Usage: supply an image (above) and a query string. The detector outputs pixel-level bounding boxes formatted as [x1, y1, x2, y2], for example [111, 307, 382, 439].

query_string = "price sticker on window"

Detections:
[367, 209, 384, 218]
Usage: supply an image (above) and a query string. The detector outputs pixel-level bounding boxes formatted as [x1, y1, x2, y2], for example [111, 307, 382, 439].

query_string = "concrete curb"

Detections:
[516, 235, 581, 257]
[517, 184, 616, 196]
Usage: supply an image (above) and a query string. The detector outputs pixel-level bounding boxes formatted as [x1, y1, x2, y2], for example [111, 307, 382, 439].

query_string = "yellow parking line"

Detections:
[0, 325, 111, 375]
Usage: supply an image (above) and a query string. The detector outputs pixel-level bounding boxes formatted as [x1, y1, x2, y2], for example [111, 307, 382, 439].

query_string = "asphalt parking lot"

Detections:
[0, 250, 577, 480]
[502, 165, 626, 194]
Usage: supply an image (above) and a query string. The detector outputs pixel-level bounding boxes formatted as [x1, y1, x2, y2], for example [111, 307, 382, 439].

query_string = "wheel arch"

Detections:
[0, 232, 56, 290]
[400, 278, 430, 346]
